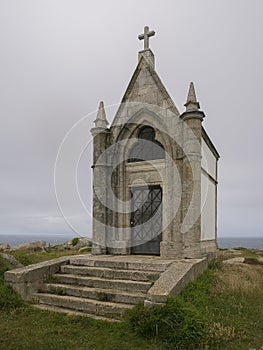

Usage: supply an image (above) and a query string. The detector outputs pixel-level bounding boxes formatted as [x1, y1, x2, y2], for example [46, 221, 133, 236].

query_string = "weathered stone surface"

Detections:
[63, 237, 92, 250]
[200, 240, 217, 260]
[43, 283, 145, 305]
[90, 40, 219, 259]
[60, 265, 160, 282]
[31, 304, 121, 322]
[33, 304, 120, 322]
[54, 274, 151, 293]
[70, 255, 173, 272]
[5, 254, 210, 320]
[0, 253, 24, 269]
[223, 257, 245, 265]
[0, 243, 10, 252]
[146, 258, 208, 303]
[12, 240, 46, 252]
[4, 255, 83, 301]
[34, 293, 132, 318]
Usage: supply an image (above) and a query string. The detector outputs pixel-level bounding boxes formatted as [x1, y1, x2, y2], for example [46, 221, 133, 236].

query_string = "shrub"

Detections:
[9, 250, 35, 266]
[0, 280, 24, 311]
[0, 257, 8, 276]
[71, 238, 80, 247]
[0, 256, 24, 311]
[127, 298, 208, 349]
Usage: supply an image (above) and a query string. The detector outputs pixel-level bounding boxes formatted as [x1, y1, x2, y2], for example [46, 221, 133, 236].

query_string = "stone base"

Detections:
[161, 240, 202, 259]
[201, 240, 217, 261]
[92, 244, 107, 255]
[181, 243, 202, 259]
[106, 241, 131, 255]
[107, 247, 131, 255]
[160, 241, 182, 259]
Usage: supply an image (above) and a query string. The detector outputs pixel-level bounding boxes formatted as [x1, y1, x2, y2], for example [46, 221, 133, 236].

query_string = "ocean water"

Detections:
[218, 237, 263, 250]
[0, 234, 262, 250]
[0, 233, 80, 247]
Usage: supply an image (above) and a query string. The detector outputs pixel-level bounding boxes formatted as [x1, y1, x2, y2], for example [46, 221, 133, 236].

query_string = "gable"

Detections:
[112, 53, 180, 127]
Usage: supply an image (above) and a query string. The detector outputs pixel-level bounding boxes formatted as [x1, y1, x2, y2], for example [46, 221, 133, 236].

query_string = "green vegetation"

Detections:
[9, 249, 80, 266]
[79, 246, 92, 253]
[127, 256, 263, 349]
[0, 256, 24, 311]
[128, 298, 207, 350]
[71, 237, 80, 246]
[217, 247, 261, 261]
[0, 308, 162, 350]
[0, 249, 262, 350]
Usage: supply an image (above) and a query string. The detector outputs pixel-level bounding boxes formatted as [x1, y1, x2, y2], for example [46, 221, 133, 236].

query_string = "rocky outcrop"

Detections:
[222, 256, 263, 266]
[223, 257, 245, 265]
[12, 240, 46, 252]
[52, 237, 92, 251]
[0, 253, 24, 269]
[0, 243, 10, 252]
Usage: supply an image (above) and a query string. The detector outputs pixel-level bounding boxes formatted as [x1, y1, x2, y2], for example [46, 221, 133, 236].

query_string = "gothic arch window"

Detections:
[128, 126, 165, 162]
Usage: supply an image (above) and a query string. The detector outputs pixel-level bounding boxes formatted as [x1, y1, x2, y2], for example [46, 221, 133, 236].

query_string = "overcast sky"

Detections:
[0, 0, 262, 239]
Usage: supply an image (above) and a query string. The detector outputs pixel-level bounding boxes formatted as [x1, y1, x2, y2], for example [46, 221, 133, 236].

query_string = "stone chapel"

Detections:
[91, 27, 219, 259]
[3, 28, 220, 319]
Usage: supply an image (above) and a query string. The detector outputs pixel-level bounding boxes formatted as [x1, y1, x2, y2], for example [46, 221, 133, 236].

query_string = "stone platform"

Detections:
[5, 254, 207, 321]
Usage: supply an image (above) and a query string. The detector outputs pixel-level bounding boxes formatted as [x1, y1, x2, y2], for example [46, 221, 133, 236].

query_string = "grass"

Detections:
[0, 249, 262, 349]
[217, 247, 263, 262]
[206, 264, 263, 349]
[0, 308, 163, 350]
[0, 257, 24, 312]
[8, 249, 81, 266]
[0, 250, 162, 350]
[127, 298, 207, 350]
[184, 263, 262, 349]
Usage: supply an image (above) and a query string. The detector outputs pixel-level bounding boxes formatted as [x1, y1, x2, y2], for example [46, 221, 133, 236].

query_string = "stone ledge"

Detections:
[145, 258, 208, 304]
[4, 255, 84, 301]
[70, 255, 174, 272]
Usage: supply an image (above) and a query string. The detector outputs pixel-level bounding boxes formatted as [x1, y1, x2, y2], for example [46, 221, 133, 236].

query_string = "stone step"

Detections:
[34, 293, 133, 319]
[32, 304, 120, 322]
[70, 256, 172, 272]
[60, 265, 160, 282]
[52, 274, 152, 293]
[42, 283, 146, 305]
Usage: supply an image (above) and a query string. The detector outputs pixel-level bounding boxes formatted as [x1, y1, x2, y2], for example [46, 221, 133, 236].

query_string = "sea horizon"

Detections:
[217, 237, 263, 249]
[0, 233, 262, 249]
[0, 233, 91, 247]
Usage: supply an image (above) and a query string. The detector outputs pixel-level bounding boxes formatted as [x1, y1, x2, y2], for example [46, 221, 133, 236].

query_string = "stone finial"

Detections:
[180, 82, 205, 121]
[94, 101, 109, 128]
[184, 82, 200, 112]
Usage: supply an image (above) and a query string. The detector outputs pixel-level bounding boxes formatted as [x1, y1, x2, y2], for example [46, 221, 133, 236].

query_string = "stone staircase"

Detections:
[32, 256, 167, 321]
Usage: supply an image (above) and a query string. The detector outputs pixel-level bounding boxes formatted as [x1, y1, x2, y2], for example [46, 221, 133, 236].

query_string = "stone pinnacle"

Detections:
[94, 101, 109, 128]
[184, 82, 200, 112]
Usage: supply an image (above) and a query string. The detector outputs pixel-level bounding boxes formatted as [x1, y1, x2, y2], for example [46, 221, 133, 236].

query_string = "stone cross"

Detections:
[138, 26, 155, 50]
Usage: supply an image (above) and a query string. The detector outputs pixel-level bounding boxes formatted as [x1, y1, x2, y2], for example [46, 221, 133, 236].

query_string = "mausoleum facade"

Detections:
[91, 27, 219, 259]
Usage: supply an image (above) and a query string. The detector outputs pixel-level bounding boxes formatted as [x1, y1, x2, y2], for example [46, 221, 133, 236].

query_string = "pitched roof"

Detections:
[112, 52, 180, 126]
